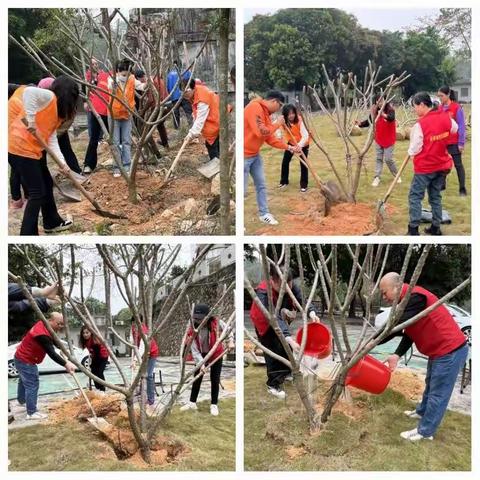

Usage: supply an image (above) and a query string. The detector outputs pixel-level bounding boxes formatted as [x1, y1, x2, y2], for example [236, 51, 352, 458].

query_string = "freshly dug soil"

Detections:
[388, 369, 425, 401]
[285, 445, 308, 460]
[257, 196, 395, 235]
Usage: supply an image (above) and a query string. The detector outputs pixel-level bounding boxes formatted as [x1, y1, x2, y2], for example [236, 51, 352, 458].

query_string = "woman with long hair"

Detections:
[79, 325, 109, 392]
[8, 75, 79, 235]
[278, 104, 310, 192]
[438, 85, 467, 196]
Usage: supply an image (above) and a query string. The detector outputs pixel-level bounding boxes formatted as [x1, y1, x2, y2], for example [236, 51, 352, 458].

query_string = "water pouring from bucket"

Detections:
[295, 322, 332, 377]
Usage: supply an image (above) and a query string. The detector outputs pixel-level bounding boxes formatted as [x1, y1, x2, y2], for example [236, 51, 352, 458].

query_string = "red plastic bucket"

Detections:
[296, 322, 332, 359]
[345, 354, 391, 394]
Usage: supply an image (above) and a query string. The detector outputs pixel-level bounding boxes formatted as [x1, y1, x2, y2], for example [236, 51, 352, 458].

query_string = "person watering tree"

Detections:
[437, 85, 467, 196]
[249, 265, 319, 399]
[180, 304, 234, 416]
[379, 272, 468, 442]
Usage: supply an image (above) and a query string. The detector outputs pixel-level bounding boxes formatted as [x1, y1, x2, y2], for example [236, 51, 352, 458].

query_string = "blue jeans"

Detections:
[244, 154, 269, 216]
[147, 357, 157, 405]
[112, 117, 132, 172]
[409, 172, 445, 227]
[416, 343, 468, 437]
[15, 357, 40, 415]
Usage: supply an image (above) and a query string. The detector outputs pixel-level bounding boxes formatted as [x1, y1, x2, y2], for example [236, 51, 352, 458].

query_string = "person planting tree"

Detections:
[244, 91, 301, 225]
[379, 272, 469, 442]
[356, 95, 399, 187]
[406, 92, 457, 236]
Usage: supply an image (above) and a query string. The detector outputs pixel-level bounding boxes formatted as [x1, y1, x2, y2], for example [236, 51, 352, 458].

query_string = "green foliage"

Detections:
[113, 307, 133, 325]
[65, 297, 107, 327]
[8, 245, 49, 286]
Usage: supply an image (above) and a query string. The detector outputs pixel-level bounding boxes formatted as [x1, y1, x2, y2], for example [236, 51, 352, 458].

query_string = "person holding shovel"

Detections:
[438, 85, 467, 196]
[406, 92, 458, 236]
[244, 91, 301, 226]
[79, 325, 109, 393]
[183, 78, 222, 160]
[357, 95, 399, 187]
[249, 265, 319, 398]
[8, 75, 79, 235]
[180, 304, 234, 416]
[14, 312, 76, 420]
[278, 104, 310, 192]
[379, 272, 469, 442]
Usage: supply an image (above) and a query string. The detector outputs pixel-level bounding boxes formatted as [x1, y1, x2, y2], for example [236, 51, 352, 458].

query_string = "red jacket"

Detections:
[443, 101, 460, 145]
[85, 69, 110, 116]
[15, 320, 52, 365]
[413, 109, 453, 174]
[249, 280, 279, 337]
[131, 324, 159, 358]
[85, 336, 109, 360]
[186, 317, 224, 362]
[400, 284, 466, 358]
[375, 114, 396, 148]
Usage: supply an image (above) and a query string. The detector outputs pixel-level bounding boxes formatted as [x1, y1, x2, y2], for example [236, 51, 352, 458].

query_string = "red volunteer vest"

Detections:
[131, 324, 159, 358]
[249, 280, 280, 337]
[443, 101, 460, 145]
[400, 284, 466, 358]
[375, 114, 396, 148]
[15, 320, 52, 365]
[85, 336, 109, 360]
[413, 110, 453, 174]
[186, 317, 225, 362]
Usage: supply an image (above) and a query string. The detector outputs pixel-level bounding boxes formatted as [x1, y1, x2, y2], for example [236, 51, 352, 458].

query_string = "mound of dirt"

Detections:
[48, 391, 123, 424]
[285, 445, 308, 460]
[257, 196, 395, 235]
[388, 369, 425, 401]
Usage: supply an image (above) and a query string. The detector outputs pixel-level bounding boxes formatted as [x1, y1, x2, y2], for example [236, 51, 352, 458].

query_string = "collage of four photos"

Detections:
[6, 5, 474, 475]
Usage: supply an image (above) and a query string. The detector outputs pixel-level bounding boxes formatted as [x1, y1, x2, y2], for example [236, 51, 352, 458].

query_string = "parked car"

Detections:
[375, 304, 471, 346]
[8, 340, 90, 377]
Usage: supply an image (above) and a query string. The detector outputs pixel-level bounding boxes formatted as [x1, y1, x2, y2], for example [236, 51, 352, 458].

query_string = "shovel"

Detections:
[165, 136, 190, 179]
[52, 176, 82, 202]
[21, 118, 126, 219]
[373, 154, 410, 232]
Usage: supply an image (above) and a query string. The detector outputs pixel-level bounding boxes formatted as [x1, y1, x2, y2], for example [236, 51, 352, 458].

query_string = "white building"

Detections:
[452, 60, 471, 103]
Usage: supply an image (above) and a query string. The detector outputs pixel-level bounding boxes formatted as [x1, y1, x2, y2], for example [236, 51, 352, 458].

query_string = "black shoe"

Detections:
[425, 225, 443, 236]
[44, 218, 74, 234]
[459, 188, 467, 196]
[407, 224, 419, 236]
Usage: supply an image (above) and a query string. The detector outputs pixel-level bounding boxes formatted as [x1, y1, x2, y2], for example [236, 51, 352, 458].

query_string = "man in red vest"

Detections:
[407, 92, 458, 236]
[14, 312, 76, 420]
[379, 272, 468, 442]
[249, 265, 318, 399]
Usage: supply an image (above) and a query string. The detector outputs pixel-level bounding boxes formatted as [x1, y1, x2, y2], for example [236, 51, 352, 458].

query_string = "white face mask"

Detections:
[118, 73, 128, 81]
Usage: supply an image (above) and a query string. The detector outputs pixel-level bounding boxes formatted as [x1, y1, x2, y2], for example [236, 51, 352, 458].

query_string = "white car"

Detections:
[8, 340, 90, 377]
[375, 304, 471, 346]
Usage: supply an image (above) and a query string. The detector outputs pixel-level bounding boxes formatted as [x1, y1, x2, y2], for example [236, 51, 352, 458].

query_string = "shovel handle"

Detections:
[20, 118, 102, 210]
[381, 154, 410, 204]
[166, 136, 190, 179]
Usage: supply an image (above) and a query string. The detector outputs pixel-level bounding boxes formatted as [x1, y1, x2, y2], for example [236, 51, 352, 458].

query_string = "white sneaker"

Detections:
[259, 213, 279, 225]
[210, 404, 219, 416]
[267, 386, 286, 399]
[404, 409, 422, 419]
[371, 176, 381, 187]
[397, 177, 402, 184]
[400, 428, 433, 441]
[284, 375, 293, 382]
[26, 411, 48, 420]
[113, 171, 121, 178]
[180, 401, 198, 412]
[83, 166, 92, 174]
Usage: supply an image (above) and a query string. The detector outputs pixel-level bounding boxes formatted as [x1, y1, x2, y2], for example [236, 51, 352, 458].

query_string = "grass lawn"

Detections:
[9, 398, 235, 471]
[244, 367, 471, 471]
[244, 108, 471, 235]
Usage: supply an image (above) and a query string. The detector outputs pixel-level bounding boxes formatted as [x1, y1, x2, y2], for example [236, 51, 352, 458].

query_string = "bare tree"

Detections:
[9, 243, 235, 464]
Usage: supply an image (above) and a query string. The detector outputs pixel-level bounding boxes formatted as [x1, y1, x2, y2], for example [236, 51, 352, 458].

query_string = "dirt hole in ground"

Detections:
[49, 392, 187, 466]
[256, 195, 396, 235]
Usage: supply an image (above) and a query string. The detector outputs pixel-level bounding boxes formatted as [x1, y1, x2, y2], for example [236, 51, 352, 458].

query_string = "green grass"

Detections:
[244, 367, 471, 471]
[244, 108, 471, 235]
[9, 398, 235, 471]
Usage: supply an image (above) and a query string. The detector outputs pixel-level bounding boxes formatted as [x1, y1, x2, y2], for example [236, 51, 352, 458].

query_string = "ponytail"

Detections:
[439, 85, 456, 102]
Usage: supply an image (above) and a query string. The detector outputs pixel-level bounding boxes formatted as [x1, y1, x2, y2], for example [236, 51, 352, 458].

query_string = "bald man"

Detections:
[14, 313, 76, 420]
[379, 272, 468, 441]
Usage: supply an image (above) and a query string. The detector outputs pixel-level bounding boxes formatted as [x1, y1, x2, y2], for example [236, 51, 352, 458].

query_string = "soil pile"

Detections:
[388, 369, 425, 401]
[285, 445, 308, 460]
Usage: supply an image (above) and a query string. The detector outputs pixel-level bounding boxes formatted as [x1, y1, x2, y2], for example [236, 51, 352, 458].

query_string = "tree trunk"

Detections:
[128, 178, 138, 204]
[293, 372, 321, 433]
[218, 8, 231, 234]
[320, 372, 347, 424]
[126, 396, 151, 463]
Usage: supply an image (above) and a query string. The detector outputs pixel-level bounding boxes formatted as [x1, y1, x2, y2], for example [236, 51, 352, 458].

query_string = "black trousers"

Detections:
[84, 113, 109, 170]
[447, 144, 466, 192]
[190, 355, 223, 405]
[172, 98, 193, 129]
[280, 144, 309, 188]
[57, 132, 81, 174]
[8, 153, 64, 235]
[9, 161, 26, 201]
[90, 357, 108, 391]
[258, 327, 291, 388]
[206, 137, 220, 160]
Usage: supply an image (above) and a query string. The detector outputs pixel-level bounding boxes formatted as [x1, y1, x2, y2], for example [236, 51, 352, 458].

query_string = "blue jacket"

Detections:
[166, 69, 192, 101]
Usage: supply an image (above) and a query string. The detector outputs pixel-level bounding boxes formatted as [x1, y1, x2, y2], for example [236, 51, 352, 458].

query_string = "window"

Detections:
[461, 87, 469, 98]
